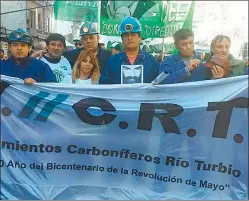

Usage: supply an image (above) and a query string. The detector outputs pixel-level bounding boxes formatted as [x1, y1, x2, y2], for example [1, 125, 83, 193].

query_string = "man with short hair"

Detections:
[100, 16, 159, 84]
[0, 28, 56, 84]
[41, 33, 72, 83]
[159, 29, 223, 84]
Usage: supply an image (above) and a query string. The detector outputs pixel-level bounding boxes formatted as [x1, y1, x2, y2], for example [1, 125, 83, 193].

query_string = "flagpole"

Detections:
[97, 0, 101, 33]
[162, 37, 165, 62]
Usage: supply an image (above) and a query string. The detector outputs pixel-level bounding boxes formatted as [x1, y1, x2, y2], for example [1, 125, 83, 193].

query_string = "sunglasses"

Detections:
[75, 42, 82, 46]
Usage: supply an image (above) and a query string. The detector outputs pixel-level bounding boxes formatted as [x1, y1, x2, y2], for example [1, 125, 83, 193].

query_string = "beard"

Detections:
[123, 76, 141, 84]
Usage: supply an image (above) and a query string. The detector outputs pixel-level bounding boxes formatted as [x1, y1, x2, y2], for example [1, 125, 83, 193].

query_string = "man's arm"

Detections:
[31, 50, 47, 59]
[159, 58, 190, 84]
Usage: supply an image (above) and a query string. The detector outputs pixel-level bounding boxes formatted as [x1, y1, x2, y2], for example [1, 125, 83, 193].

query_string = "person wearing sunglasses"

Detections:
[0, 28, 56, 84]
[73, 39, 83, 49]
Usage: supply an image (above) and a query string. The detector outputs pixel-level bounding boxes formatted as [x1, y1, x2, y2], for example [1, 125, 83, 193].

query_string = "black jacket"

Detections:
[63, 44, 111, 72]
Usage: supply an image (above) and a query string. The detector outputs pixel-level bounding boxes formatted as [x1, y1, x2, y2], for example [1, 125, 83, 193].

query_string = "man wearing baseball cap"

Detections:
[1, 28, 56, 84]
[100, 16, 159, 84]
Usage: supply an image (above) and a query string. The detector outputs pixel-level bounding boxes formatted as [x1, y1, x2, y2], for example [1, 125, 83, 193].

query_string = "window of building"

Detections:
[38, 13, 42, 30]
[30, 10, 35, 28]
[47, 17, 50, 32]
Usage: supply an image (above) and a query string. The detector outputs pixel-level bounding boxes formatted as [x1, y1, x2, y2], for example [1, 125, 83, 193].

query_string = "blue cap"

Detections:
[8, 28, 32, 45]
[79, 22, 98, 36]
[120, 16, 142, 35]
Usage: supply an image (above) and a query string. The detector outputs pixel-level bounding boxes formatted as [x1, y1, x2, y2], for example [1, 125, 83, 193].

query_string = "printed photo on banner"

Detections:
[121, 65, 144, 84]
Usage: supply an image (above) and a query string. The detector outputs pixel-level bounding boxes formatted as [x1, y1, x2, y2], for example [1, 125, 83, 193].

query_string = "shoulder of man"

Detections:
[1, 57, 12, 64]
[142, 51, 157, 61]
[29, 57, 46, 65]
[63, 48, 82, 57]
[60, 56, 72, 68]
[107, 52, 120, 63]
[99, 46, 111, 57]
[60, 56, 70, 63]
[160, 54, 174, 63]
[40, 56, 48, 63]
[30, 57, 53, 69]
[229, 55, 244, 67]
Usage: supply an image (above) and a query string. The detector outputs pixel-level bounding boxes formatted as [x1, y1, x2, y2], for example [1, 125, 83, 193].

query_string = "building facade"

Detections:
[26, 0, 54, 45]
[0, 1, 27, 53]
[0, 0, 54, 52]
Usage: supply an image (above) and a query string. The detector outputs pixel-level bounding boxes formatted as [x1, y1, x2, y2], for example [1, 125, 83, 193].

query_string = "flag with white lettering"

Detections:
[100, 0, 195, 38]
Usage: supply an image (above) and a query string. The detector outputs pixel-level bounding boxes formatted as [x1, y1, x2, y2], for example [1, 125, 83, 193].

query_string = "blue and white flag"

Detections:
[0, 75, 248, 200]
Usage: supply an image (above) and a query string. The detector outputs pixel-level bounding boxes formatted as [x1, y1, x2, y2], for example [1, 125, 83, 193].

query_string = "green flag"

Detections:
[173, 1, 195, 55]
[100, 0, 195, 39]
[54, 1, 99, 23]
[182, 1, 195, 30]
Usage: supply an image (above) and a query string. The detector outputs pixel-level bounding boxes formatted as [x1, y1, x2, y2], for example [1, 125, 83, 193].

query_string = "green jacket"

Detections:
[228, 55, 246, 77]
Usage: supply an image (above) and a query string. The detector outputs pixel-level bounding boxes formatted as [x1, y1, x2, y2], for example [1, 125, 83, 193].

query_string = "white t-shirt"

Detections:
[73, 78, 93, 85]
[41, 56, 72, 83]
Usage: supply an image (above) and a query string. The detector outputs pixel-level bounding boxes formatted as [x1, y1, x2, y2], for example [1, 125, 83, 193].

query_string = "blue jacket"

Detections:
[1, 57, 56, 82]
[159, 53, 212, 84]
[63, 44, 111, 72]
[100, 50, 159, 84]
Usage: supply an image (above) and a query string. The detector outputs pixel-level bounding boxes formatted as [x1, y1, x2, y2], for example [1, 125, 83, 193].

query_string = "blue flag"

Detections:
[0, 75, 248, 200]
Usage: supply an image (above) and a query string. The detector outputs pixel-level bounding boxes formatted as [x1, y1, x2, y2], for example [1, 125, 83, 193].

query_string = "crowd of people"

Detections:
[1, 16, 248, 85]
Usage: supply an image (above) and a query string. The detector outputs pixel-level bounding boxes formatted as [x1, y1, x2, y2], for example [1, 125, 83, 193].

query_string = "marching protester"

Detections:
[0, 28, 56, 84]
[210, 35, 246, 77]
[158, 29, 224, 84]
[99, 16, 159, 84]
[41, 33, 72, 83]
[32, 22, 111, 72]
[72, 50, 100, 84]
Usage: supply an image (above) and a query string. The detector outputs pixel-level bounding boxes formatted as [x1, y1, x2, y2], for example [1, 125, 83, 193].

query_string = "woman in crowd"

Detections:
[72, 50, 100, 84]
[210, 35, 246, 77]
